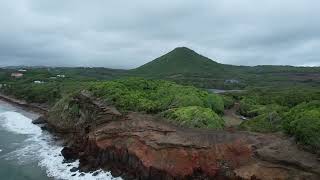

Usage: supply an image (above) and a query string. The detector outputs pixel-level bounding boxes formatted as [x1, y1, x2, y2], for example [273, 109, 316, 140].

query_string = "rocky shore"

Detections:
[0, 93, 48, 114]
[1, 92, 320, 179]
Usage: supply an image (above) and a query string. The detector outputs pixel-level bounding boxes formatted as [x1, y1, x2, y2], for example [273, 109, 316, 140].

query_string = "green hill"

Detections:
[131, 47, 253, 88]
[131, 47, 320, 89]
[132, 47, 232, 76]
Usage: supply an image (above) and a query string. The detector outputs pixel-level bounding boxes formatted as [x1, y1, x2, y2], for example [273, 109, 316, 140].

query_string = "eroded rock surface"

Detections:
[47, 91, 320, 179]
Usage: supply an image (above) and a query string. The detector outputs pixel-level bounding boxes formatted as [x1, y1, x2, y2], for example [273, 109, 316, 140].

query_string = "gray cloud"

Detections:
[0, 0, 319, 68]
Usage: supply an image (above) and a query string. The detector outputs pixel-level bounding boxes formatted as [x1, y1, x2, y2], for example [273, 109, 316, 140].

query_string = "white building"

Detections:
[57, 74, 65, 78]
[34, 80, 45, 84]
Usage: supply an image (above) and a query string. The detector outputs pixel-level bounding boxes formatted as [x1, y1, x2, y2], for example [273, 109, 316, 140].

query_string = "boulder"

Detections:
[61, 147, 78, 161]
[32, 116, 47, 124]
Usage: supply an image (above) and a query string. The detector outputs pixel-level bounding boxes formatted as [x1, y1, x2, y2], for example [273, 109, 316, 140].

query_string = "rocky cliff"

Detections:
[45, 91, 320, 180]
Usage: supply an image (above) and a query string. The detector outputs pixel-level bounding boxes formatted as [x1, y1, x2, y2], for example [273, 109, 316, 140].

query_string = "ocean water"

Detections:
[0, 100, 121, 180]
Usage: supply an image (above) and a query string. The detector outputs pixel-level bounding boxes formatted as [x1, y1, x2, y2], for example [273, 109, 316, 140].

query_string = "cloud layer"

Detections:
[0, 0, 319, 68]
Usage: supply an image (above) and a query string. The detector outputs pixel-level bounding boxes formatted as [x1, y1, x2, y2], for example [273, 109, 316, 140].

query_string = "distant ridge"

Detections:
[133, 47, 320, 75]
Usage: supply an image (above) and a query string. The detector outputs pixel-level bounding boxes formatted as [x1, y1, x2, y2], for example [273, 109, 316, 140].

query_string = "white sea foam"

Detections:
[0, 111, 42, 135]
[37, 135, 121, 180]
[0, 110, 122, 180]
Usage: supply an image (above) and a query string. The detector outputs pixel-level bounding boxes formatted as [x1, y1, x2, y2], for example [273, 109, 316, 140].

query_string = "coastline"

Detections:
[0, 97, 118, 180]
[1, 92, 319, 179]
[0, 93, 48, 115]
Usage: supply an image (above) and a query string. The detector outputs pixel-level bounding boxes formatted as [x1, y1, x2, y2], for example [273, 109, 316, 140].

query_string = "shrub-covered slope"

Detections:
[236, 88, 320, 152]
[89, 78, 224, 113]
[50, 78, 225, 129]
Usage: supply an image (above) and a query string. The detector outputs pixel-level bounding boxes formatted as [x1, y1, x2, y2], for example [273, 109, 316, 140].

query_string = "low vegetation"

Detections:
[282, 101, 320, 151]
[1, 75, 226, 129]
[88, 78, 224, 114]
[88, 78, 225, 129]
[234, 88, 320, 152]
[162, 106, 224, 129]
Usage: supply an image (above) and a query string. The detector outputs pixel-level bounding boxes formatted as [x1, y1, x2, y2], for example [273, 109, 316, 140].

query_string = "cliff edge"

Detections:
[45, 91, 320, 179]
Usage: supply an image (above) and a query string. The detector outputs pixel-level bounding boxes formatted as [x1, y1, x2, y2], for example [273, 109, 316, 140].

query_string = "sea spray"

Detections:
[0, 112, 42, 135]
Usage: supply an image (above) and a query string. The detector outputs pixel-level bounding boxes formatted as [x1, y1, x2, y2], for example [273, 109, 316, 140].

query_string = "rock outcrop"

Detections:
[46, 91, 320, 180]
[32, 116, 47, 124]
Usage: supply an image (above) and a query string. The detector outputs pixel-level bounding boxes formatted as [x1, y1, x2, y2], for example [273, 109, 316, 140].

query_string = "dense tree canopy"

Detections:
[89, 78, 224, 114]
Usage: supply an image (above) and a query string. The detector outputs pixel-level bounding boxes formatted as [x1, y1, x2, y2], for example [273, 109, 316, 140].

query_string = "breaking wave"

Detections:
[0, 111, 121, 180]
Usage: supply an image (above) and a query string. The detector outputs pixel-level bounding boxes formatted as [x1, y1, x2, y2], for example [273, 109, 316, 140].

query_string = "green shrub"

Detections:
[282, 101, 320, 150]
[240, 111, 283, 133]
[290, 111, 320, 150]
[239, 103, 288, 132]
[206, 93, 224, 114]
[162, 106, 225, 129]
[239, 95, 287, 118]
[222, 95, 235, 109]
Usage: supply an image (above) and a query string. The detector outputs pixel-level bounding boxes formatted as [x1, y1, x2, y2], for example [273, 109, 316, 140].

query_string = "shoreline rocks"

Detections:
[32, 116, 47, 124]
[61, 147, 79, 162]
[0, 93, 48, 115]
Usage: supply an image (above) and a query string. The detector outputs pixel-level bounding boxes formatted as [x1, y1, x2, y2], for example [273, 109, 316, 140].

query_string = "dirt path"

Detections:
[223, 102, 244, 127]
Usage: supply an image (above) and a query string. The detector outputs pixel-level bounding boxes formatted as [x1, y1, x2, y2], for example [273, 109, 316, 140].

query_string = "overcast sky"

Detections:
[0, 0, 319, 68]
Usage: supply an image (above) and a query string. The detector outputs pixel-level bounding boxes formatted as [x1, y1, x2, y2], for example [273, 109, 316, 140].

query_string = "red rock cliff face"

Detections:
[47, 91, 320, 180]
[84, 114, 254, 179]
